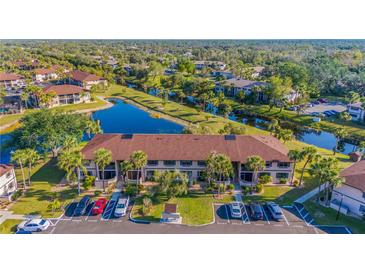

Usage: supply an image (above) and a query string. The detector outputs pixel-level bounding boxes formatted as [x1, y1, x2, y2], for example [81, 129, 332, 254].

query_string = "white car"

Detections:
[229, 202, 244, 218]
[266, 202, 283, 221]
[18, 219, 50, 232]
[114, 197, 129, 217]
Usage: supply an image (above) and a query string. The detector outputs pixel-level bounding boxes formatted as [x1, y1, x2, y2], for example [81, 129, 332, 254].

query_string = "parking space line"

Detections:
[281, 209, 290, 226]
[224, 204, 230, 224]
[241, 202, 250, 224]
[261, 205, 270, 224]
[50, 227, 56, 234]
[84, 202, 94, 221]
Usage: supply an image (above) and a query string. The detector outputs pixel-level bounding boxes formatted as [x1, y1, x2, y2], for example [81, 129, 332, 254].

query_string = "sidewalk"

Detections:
[295, 183, 326, 203]
[0, 210, 40, 225]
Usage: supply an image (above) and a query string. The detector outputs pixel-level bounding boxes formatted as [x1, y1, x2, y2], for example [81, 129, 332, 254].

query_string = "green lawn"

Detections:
[10, 158, 79, 218]
[0, 98, 108, 130]
[242, 185, 293, 205]
[0, 219, 22, 234]
[304, 200, 365, 234]
[131, 192, 234, 225]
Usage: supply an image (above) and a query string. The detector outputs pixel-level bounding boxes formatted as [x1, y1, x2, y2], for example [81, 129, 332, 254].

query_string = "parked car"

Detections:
[249, 203, 264, 220]
[74, 195, 92, 216]
[92, 198, 108, 215]
[17, 219, 50, 232]
[318, 98, 328, 103]
[266, 202, 283, 221]
[229, 202, 244, 218]
[114, 197, 129, 217]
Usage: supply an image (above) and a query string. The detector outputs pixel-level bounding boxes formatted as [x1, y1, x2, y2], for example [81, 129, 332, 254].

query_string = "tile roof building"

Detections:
[69, 70, 107, 90]
[41, 84, 90, 107]
[0, 164, 17, 199]
[81, 134, 293, 185]
[0, 73, 25, 89]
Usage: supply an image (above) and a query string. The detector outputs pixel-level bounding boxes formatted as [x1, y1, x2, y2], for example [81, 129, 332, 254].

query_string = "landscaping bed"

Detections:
[0, 219, 22, 234]
[131, 192, 234, 225]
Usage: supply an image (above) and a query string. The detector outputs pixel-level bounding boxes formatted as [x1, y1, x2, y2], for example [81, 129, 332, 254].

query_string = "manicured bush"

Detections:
[11, 190, 23, 201]
[142, 197, 152, 215]
[242, 186, 251, 195]
[292, 179, 300, 187]
[83, 175, 95, 190]
[219, 184, 225, 193]
[279, 178, 288, 184]
[226, 184, 234, 192]
[255, 183, 264, 193]
[125, 184, 138, 197]
[258, 174, 272, 185]
[94, 190, 102, 197]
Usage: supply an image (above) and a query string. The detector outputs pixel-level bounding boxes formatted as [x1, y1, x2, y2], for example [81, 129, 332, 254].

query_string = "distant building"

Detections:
[0, 73, 26, 90]
[347, 102, 365, 122]
[251, 66, 265, 78]
[42, 84, 90, 107]
[194, 61, 226, 71]
[13, 60, 39, 70]
[33, 66, 59, 82]
[215, 78, 267, 98]
[0, 164, 17, 200]
[331, 160, 365, 217]
[211, 70, 234, 79]
[69, 70, 107, 90]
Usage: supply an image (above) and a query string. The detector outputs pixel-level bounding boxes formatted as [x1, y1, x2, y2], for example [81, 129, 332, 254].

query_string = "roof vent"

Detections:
[122, 134, 133, 139]
[224, 135, 236, 141]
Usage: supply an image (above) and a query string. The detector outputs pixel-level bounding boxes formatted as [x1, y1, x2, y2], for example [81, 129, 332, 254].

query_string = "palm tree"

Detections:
[326, 175, 344, 206]
[267, 119, 279, 136]
[245, 155, 266, 191]
[11, 149, 27, 189]
[129, 150, 148, 193]
[298, 146, 318, 186]
[206, 152, 233, 196]
[288, 149, 304, 184]
[58, 150, 87, 195]
[62, 136, 78, 152]
[275, 128, 294, 143]
[23, 149, 40, 186]
[120, 160, 133, 182]
[85, 120, 102, 139]
[94, 148, 112, 193]
[333, 127, 348, 155]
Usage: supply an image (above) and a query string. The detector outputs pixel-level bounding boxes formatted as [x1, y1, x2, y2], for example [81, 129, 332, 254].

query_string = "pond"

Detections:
[0, 98, 184, 163]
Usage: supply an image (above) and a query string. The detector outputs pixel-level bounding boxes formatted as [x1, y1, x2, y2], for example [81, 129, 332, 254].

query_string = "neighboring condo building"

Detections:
[0, 73, 26, 90]
[331, 160, 365, 217]
[81, 134, 293, 185]
[347, 102, 365, 122]
[42, 84, 90, 107]
[0, 164, 17, 199]
[33, 67, 59, 82]
[69, 70, 107, 90]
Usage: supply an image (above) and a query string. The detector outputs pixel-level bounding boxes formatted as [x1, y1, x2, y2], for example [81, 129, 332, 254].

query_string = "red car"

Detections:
[92, 198, 108, 215]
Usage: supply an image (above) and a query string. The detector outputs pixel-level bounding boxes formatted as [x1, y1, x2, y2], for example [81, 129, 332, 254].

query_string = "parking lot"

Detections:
[304, 102, 346, 115]
[35, 200, 332, 234]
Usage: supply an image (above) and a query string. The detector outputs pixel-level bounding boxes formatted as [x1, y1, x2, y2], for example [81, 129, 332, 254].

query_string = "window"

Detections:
[180, 160, 192, 167]
[362, 192, 365, 199]
[265, 161, 272, 168]
[163, 160, 176, 166]
[278, 162, 290, 168]
[240, 172, 253, 182]
[276, 173, 289, 179]
[360, 205, 365, 213]
[197, 171, 205, 181]
[146, 170, 155, 180]
[147, 160, 158, 166]
[197, 161, 206, 167]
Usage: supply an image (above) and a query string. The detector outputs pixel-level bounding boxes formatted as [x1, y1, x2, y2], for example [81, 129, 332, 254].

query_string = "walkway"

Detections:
[0, 210, 40, 225]
[295, 183, 326, 203]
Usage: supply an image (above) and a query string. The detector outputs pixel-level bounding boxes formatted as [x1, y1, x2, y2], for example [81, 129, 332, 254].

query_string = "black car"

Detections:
[249, 203, 264, 220]
[74, 195, 92, 216]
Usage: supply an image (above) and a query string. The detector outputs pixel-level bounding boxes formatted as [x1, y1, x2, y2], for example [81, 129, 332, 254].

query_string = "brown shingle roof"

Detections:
[70, 70, 103, 82]
[223, 78, 267, 89]
[164, 203, 177, 214]
[0, 164, 14, 177]
[340, 160, 365, 192]
[0, 73, 24, 81]
[43, 84, 84, 95]
[34, 67, 57, 75]
[81, 134, 290, 162]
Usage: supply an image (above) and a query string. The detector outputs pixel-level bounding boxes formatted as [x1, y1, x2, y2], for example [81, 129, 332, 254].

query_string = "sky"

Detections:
[1, 0, 364, 39]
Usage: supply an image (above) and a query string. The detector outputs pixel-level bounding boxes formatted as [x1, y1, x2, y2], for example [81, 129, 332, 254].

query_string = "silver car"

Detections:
[266, 202, 283, 221]
[114, 197, 129, 217]
[229, 202, 244, 218]
[18, 219, 50, 232]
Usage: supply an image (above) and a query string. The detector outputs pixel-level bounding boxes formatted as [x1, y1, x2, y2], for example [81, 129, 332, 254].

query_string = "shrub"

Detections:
[242, 186, 251, 195]
[255, 183, 264, 193]
[292, 179, 300, 187]
[279, 178, 288, 184]
[258, 174, 272, 185]
[205, 186, 214, 194]
[219, 184, 225, 193]
[226, 184, 234, 192]
[138, 184, 144, 192]
[125, 184, 138, 197]
[48, 199, 61, 212]
[94, 190, 102, 197]
[83, 175, 95, 190]
[11, 190, 23, 201]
